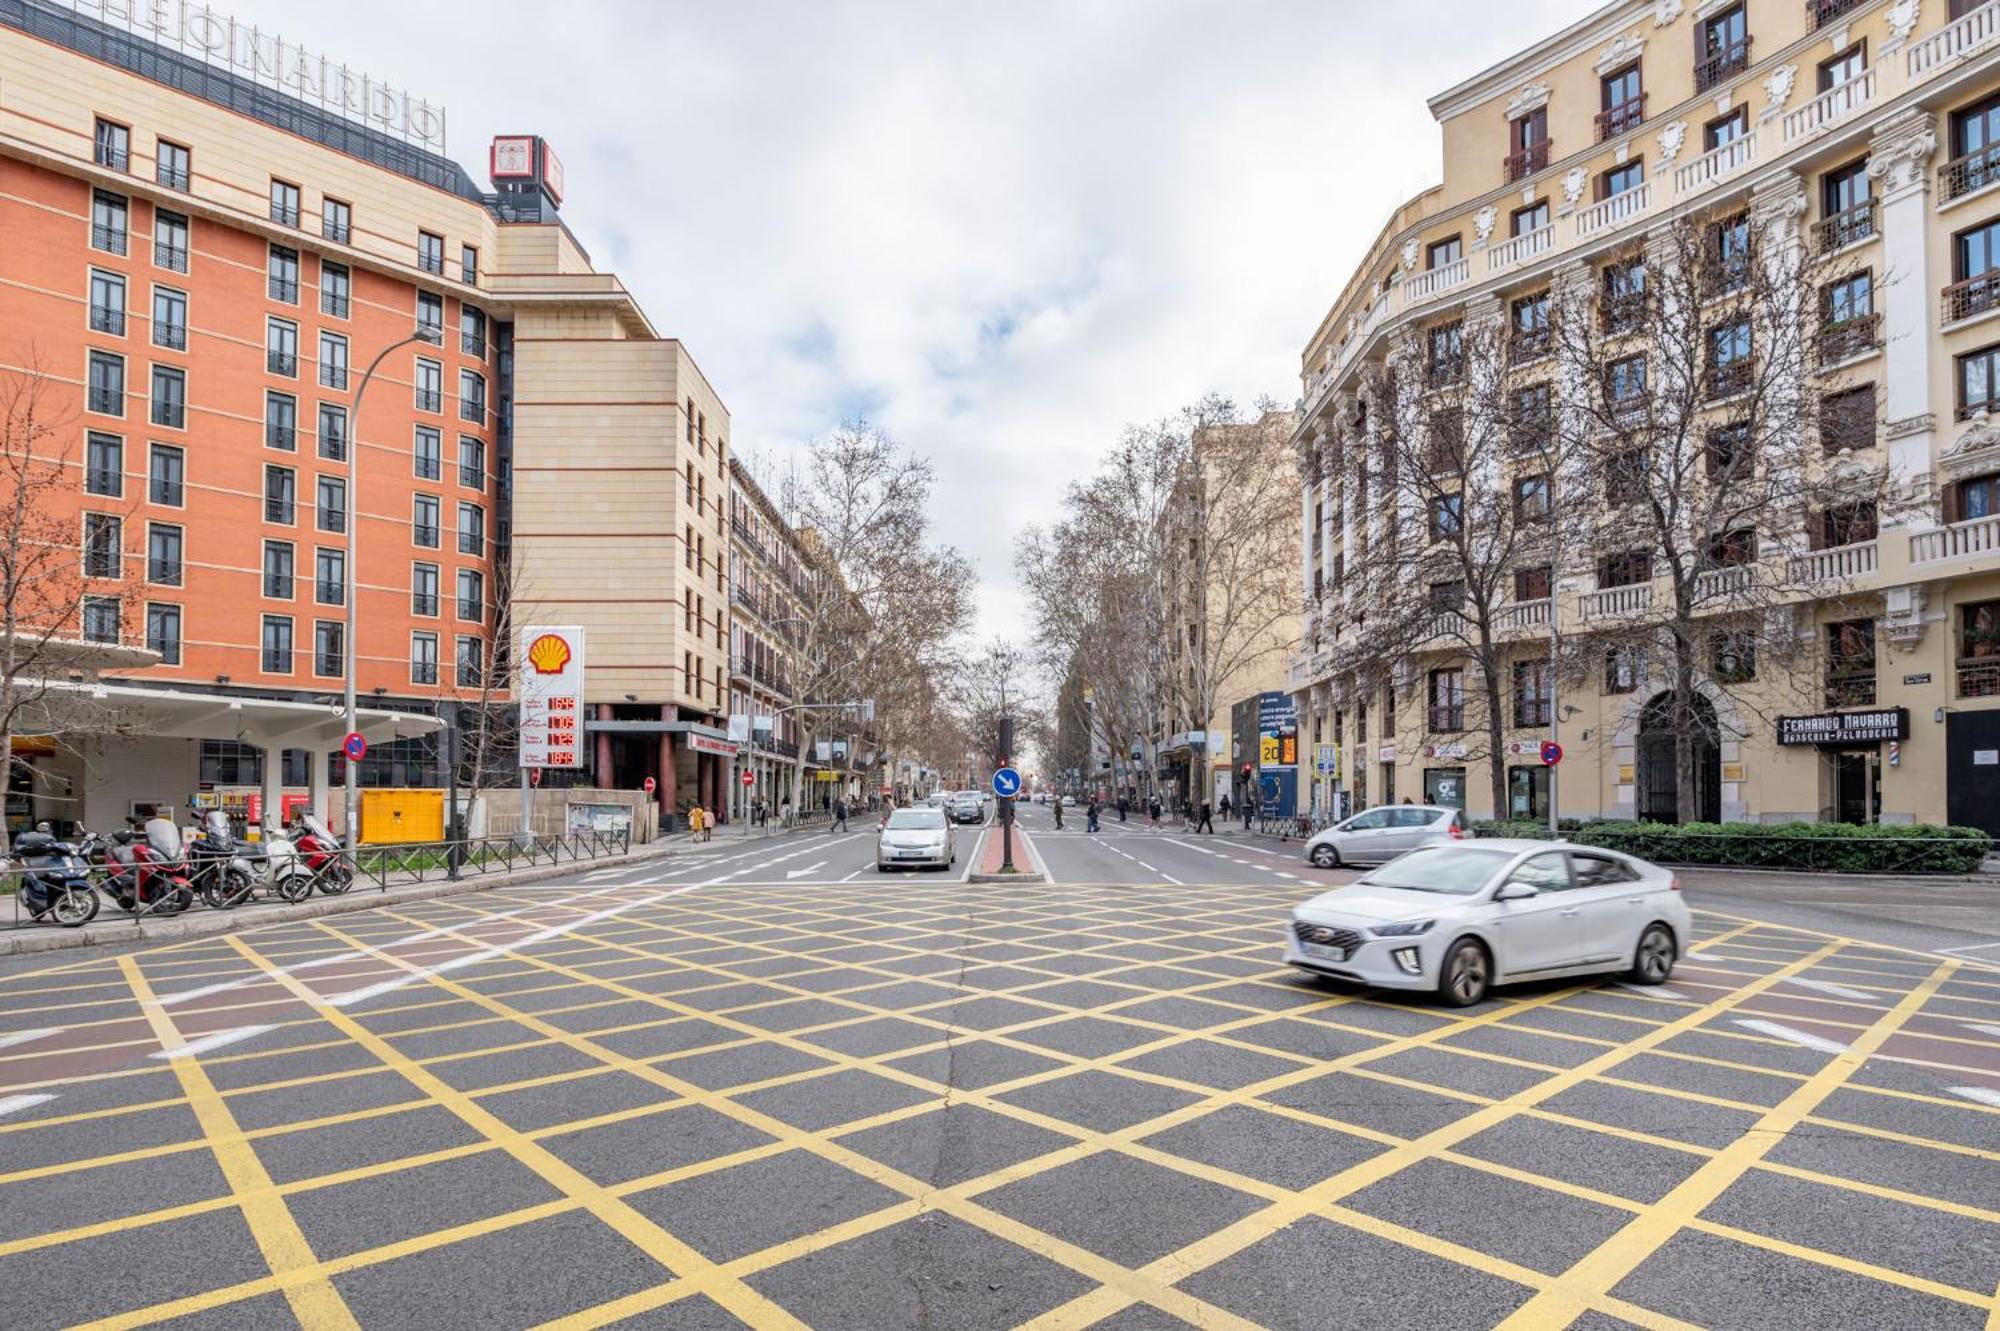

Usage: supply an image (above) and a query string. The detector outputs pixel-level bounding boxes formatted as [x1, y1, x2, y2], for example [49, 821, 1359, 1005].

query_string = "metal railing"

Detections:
[1813, 200, 1876, 254]
[1503, 141, 1550, 182]
[1693, 39, 1751, 93]
[1594, 97, 1645, 142]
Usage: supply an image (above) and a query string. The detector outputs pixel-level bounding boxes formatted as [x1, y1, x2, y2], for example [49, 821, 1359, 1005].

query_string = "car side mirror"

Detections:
[1494, 881, 1538, 902]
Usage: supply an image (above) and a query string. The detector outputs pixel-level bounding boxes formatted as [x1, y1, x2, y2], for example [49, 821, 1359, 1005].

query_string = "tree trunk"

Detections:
[1478, 635, 1507, 821]
[1672, 630, 1698, 826]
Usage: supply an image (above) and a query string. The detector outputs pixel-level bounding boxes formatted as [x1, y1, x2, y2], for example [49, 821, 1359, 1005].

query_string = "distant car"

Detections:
[877, 808, 955, 871]
[948, 792, 985, 824]
[925, 792, 948, 810]
[1285, 841, 1689, 1006]
[1303, 805, 1463, 868]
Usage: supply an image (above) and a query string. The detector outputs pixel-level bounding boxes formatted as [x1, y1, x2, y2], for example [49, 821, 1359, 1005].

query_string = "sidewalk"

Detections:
[970, 820, 1046, 883]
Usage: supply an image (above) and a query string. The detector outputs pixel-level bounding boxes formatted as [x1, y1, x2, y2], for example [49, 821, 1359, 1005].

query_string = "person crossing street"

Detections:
[1196, 798, 1214, 834]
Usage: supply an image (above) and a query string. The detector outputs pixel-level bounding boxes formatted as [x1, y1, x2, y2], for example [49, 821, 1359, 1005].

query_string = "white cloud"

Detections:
[248, 0, 1584, 641]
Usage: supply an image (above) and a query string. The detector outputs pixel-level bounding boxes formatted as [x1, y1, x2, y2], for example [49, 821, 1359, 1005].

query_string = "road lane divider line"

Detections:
[150, 1025, 277, 1060]
[0, 1093, 55, 1117]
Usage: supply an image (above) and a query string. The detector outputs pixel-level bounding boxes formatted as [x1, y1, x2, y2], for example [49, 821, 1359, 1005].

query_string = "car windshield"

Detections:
[1357, 846, 1512, 894]
[886, 811, 946, 830]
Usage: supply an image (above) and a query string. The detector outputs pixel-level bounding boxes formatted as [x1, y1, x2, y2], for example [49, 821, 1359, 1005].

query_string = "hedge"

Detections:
[1467, 819, 1994, 874]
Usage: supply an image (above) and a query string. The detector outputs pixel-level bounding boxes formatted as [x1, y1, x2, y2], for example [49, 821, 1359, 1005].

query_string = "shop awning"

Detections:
[25, 680, 444, 748]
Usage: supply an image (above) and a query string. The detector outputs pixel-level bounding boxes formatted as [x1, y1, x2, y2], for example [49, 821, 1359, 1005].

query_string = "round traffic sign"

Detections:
[741, 770, 756, 787]
[642, 776, 656, 794]
[991, 766, 1022, 798]
[1540, 740, 1564, 767]
[342, 732, 367, 762]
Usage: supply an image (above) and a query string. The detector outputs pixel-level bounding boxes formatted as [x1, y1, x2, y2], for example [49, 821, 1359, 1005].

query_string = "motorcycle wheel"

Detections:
[276, 873, 313, 904]
[52, 888, 98, 928]
[317, 865, 353, 896]
[200, 873, 235, 910]
[156, 887, 193, 917]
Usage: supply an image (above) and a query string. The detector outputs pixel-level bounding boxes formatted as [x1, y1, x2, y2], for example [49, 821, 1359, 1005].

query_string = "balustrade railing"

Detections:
[1911, 513, 2000, 564]
[1783, 68, 1876, 141]
[1580, 584, 1652, 619]
[1673, 134, 1755, 195]
[1575, 183, 1650, 239]
[1787, 539, 1877, 585]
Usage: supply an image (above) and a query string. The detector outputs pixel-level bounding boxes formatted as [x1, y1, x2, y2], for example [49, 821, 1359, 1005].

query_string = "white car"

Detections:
[1285, 840, 1690, 1007]
[877, 808, 955, 871]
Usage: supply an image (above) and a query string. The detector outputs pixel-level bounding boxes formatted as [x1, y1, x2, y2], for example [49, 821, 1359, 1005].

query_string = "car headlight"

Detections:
[1371, 919, 1435, 937]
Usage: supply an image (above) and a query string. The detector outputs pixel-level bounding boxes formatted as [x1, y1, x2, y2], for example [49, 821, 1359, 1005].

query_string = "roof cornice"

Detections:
[1426, 0, 1656, 124]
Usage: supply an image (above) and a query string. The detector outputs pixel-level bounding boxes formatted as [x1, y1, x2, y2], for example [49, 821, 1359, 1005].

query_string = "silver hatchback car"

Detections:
[1305, 804, 1465, 868]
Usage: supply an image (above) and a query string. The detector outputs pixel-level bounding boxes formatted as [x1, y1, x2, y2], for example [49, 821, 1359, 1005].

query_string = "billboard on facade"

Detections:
[518, 626, 585, 768]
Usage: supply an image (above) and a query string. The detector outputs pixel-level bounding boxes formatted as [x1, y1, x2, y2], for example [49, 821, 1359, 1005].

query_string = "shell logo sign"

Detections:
[527, 633, 573, 675]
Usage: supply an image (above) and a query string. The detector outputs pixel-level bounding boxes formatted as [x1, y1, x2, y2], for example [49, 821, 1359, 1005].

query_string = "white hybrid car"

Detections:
[1285, 840, 1690, 1006]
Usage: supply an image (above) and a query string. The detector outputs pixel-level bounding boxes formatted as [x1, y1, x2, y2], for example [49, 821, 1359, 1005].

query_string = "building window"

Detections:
[149, 364, 185, 428]
[264, 465, 296, 524]
[1598, 63, 1644, 140]
[147, 443, 183, 506]
[322, 197, 351, 244]
[151, 286, 187, 350]
[1429, 494, 1462, 541]
[321, 262, 351, 319]
[1510, 292, 1550, 364]
[267, 245, 300, 304]
[266, 391, 297, 450]
[150, 138, 190, 192]
[1604, 353, 1647, 410]
[1818, 160, 1873, 252]
[1513, 659, 1551, 727]
[462, 307, 486, 358]
[1820, 271, 1876, 363]
[266, 319, 298, 377]
[318, 403, 348, 461]
[417, 230, 444, 275]
[1510, 199, 1549, 238]
[457, 568, 484, 622]
[1955, 342, 2000, 420]
[1817, 42, 1866, 93]
[83, 513, 122, 579]
[458, 435, 485, 490]
[314, 332, 348, 390]
[1710, 630, 1757, 683]
[456, 637, 483, 688]
[1601, 257, 1646, 331]
[411, 632, 439, 685]
[1605, 645, 1640, 694]
[198, 740, 264, 784]
[145, 603, 181, 664]
[1428, 668, 1465, 732]
[413, 494, 440, 547]
[86, 432, 122, 497]
[1958, 600, 2000, 698]
[1703, 107, 1749, 153]
[1513, 473, 1551, 522]
[1599, 550, 1652, 588]
[1707, 213, 1752, 294]
[461, 244, 479, 284]
[1426, 236, 1462, 270]
[414, 425, 442, 480]
[314, 546, 345, 605]
[262, 615, 292, 667]
[1814, 500, 1878, 550]
[269, 179, 300, 228]
[1598, 159, 1645, 200]
[316, 476, 346, 534]
[80, 595, 121, 645]
[314, 621, 343, 677]
[1606, 445, 1650, 504]
[415, 359, 442, 412]
[1509, 383, 1552, 454]
[263, 540, 294, 598]
[1947, 217, 2000, 323]
[1706, 423, 1751, 479]
[92, 117, 129, 170]
[1506, 107, 1549, 181]
[1514, 564, 1551, 601]
[1428, 408, 1464, 474]
[87, 350, 124, 416]
[88, 269, 126, 335]
[1705, 527, 1758, 569]
[1428, 579, 1464, 612]
[417, 291, 444, 340]
[90, 189, 127, 254]
[1826, 619, 1877, 706]
[457, 502, 484, 556]
[153, 208, 188, 271]
[146, 523, 183, 585]
[459, 370, 486, 424]
[1426, 321, 1464, 386]
[1706, 320, 1752, 397]
[1695, 4, 1750, 92]
[1945, 91, 2000, 202]
[412, 562, 439, 617]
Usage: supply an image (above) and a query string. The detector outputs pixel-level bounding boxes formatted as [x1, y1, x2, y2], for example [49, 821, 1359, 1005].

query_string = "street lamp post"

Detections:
[342, 326, 441, 847]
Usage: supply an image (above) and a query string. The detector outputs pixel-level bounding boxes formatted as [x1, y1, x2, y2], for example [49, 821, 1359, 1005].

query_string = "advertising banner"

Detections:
[518, 626, 585, 768]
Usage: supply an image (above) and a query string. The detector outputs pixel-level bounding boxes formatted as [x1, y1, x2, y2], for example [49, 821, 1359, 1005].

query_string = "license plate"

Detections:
[1302, 941, 1349, 961]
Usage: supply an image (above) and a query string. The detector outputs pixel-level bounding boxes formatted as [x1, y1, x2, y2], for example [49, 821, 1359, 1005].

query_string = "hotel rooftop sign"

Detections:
[52, 0, 446, 151]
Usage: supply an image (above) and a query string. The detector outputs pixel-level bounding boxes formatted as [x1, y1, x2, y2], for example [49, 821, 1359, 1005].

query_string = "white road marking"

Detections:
[1946, 1085, 2000, 1109]
[785, 862, 827, 880]
[1612, 982, 1688, 1000]
[1784, 977, 1884, 1004]
[0, 1093, 56, 1117]
[151, 1024, 277, 1059]
[1963, 1022, 2000, 1040]
[0, 1028, 63, 1051]
[1276, 872, 1298, 880]
[1733, 1019, 1851, 1054]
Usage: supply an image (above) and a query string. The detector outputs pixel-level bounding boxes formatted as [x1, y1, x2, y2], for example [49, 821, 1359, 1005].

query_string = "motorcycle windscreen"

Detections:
[204, 810, 232, 840]
[301, 814, 337, 844]
[144, 817, 184, 859]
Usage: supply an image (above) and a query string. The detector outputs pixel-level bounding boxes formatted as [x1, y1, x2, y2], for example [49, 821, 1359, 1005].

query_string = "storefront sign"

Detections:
[1377, 744, 1397, 764]
[518, 626, 585, 768]
[1422, 742, 1468, 760]
[1721, 762, 1746, 782]
[1776, 708, 1908, 746]
[687, 733, 738, 757]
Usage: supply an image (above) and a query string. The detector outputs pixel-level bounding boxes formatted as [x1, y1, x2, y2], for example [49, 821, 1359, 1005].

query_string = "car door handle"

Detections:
[1627, 896, 1645, 904]
[1559, 908, 1581, 917]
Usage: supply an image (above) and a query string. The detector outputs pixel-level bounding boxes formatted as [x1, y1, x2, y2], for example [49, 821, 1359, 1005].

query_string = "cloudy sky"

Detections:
[253, 0, 1583, 642]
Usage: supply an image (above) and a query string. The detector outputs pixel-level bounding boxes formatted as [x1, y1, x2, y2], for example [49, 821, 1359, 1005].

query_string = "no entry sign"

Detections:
[741, 770, 756, 787]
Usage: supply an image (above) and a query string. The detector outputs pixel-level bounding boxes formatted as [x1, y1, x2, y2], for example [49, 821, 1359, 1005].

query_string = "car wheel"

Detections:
[1437, 938, 1491, 1007]
[1629, 924, 1677, 984]
[1309, 844, 1339, 869]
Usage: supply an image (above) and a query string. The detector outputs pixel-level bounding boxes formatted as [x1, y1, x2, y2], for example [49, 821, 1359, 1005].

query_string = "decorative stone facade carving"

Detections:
[1942, 412, 2000, 479]
[1759, 64, 1798, 121]
[1868, 109, 1938, 195]
[1505, 82, 1550, 118]
[1655, 0, 1685, 24]
[1884, 0, 1920, 52]
[1883, 585, 1930, 650]
[1595, 31, 1645, 75]
[1560, 165, 1589, 207]
[1473, 205, 1497, 248]
[1400, 240, 1420, 272]
[1657, 120, 1689, 162]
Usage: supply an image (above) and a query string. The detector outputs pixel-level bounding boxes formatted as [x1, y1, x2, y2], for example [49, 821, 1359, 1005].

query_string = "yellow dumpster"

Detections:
[359, 789, 445, 844]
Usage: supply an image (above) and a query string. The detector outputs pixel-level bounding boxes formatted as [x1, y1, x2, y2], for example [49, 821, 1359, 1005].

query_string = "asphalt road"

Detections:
[0, 812, 1995, 1329]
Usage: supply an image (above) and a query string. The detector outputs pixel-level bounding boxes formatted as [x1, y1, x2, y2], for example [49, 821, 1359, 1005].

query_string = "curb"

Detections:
[968, 871, 1049, 885]
[0, 843, 676, 958]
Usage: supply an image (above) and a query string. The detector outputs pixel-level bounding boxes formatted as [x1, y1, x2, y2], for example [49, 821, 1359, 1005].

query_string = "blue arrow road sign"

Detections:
[991, 767, 1022, 798]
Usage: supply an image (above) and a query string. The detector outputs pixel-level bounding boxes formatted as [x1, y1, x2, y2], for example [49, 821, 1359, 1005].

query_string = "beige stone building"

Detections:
[726, 458, 814, 817]
[1290, 0, 2000, 835]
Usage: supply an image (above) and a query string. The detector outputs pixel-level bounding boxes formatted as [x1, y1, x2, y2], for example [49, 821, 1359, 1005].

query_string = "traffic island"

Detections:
[968, 820, 1046, 884]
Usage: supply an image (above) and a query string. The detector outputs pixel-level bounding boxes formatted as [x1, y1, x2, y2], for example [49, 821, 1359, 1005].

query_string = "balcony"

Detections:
[1960, 658, 2000, 698]
[1818, 312, 1880, 364]
[1503, 141, 1550, 183]
[1423, 610, 1467, 642]
[1941, 271, 2000, 325]
[1788, 539, 1877, 587]
[1507, 327, 1551, 365]
[1487, 226, 1553, 272]
[1808, 0, 1866, 27]
[1940, 145, 2000, 205]
[1813, 199, 1877, 254]
[1673, 134, 1755, 195]
[1784, 69, 1876, 142]
[322, 218, 350, 245]
[1404, 257, 1468, 304]
[316, 579, 345, 606]
[1575, 182, 1650, 239]
[1694, 564, 1756, 601]
[156, 163, 189, 192]
[1424, 355, 1466, 390]
[1704, 360, 1753, 400]
[1581, 584, 1652, 619]
[1594, 96, 1646, 143]
[1693, 39, 1752, 93]
[1911, 513, 2000, 565]
[320, 363, 348, 390]
[322, 291, 350, 318]
[1911, 0, 2000, 78]
[1495, 598, 1551, 632]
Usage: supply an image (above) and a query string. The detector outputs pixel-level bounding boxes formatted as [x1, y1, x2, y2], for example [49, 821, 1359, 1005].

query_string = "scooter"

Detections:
[289, 813, 353, 895]
[100, 817, 195, 917]
[8, 826, 100, 927]
[187, 810, 258, 909]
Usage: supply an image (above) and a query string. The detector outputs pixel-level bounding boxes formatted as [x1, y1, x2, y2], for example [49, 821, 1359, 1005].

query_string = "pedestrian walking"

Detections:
[832, 798, 849, 832]
[780, 795, 792, 827]
[1197, 799, 1214, 834]
[1052, 794, 1064, 830]
[1242, 798, 1254, 830]
[1218, 793, 1232, 820]
[688, 803, 705, 841]
[1147, 796, 1162, 829]
[1116, 797, 1128, 824]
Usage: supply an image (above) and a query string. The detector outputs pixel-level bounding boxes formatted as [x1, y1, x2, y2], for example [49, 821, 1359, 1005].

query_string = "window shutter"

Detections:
[1944, 479, 1964, 524]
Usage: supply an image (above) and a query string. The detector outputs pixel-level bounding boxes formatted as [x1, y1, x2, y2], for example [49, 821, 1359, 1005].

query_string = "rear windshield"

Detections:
[886, 811, 946, 830]
[1358, 847, 1513, 894]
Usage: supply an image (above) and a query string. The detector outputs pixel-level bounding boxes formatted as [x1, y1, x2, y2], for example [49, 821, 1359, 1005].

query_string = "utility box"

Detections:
[360, 789, 445, 844]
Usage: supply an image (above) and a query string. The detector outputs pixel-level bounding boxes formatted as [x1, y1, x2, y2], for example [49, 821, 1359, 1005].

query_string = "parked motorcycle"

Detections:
[188, 810, 257, 908]
[290, 813, 353, 895]
[8, 827, 100, 927]
[101, 818, 195, 917]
